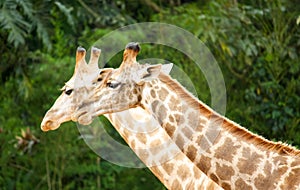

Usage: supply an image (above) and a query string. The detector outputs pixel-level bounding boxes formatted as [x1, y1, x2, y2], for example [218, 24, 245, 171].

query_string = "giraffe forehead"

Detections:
[64, 75, 77, 89]
[105, 68, 123, 81]
[91, 68, 116, 87]
[109, 64, 141, 80]
[65, 72, 98, 89]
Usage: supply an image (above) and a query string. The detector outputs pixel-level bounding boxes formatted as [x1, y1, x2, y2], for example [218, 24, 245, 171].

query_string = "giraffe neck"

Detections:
[104, 108, 222, 190]
[140, 73, 300, 190]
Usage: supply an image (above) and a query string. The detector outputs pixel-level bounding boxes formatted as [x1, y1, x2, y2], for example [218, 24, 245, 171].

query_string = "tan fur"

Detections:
[158, 73, 300, 157]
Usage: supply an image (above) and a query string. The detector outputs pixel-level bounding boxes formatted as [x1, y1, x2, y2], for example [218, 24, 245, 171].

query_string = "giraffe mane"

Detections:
[158, 73, 300, 157]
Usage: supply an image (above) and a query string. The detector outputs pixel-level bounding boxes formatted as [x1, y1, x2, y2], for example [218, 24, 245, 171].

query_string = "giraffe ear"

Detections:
[134, 64, 162, 85]
[161, 63, 173, 75]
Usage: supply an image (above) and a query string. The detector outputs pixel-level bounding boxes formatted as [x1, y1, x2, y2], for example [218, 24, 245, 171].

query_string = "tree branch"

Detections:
[77, 0, 100, 18]
[143, 0, 161, 13]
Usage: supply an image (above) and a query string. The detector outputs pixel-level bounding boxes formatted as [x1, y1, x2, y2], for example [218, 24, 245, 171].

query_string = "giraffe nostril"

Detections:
[46, 120, 53, 127]
[41, 120, 53, 132]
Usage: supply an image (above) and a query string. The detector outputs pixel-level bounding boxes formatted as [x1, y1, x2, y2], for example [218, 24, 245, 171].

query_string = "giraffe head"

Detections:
[41, 43, 172, 131]
[74, 42, 173, 125]
[41, 47, 113, 131]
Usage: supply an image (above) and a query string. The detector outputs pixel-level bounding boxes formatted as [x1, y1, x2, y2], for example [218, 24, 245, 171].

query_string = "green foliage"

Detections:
[1, 0, 300, 189]
[154, 0, 300, 146]
[0, 0, 32, 47]
[0, 0, 51, 48]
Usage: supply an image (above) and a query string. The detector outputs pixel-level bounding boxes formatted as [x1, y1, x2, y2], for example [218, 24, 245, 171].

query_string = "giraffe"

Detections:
[73, 42, 300, 190]
[41, 47, 222, 190]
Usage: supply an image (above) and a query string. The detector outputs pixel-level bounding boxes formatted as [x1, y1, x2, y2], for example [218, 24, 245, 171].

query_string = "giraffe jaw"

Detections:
[76, 114, 93, 126]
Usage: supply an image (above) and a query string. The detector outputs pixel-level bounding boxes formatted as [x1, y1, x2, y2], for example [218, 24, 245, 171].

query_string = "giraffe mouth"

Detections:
[75, 111, 94, 126]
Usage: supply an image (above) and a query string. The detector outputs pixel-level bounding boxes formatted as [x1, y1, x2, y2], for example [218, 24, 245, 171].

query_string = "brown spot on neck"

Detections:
[186, 146, 197, 162]
[197, 156, 212, 175]
[164, 122, 176, 137]
[215, 163, 235, 181]
[177, 164, 189, 181]
[214, 138, 240, 163]
[158, 87, 168, 101]
[150, 89, 156, 99]
[235, 178, 252, 190]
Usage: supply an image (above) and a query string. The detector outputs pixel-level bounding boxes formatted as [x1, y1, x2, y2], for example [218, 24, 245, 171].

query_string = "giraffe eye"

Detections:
[107, 82, 120, 89]
[65, 89, 73, 95]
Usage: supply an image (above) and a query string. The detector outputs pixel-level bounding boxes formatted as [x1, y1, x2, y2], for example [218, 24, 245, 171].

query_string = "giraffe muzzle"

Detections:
[41, 119, 60, 132]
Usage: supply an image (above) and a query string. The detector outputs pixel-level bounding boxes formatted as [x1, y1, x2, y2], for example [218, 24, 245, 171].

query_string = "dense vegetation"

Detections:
[0, 0, 299, 189]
